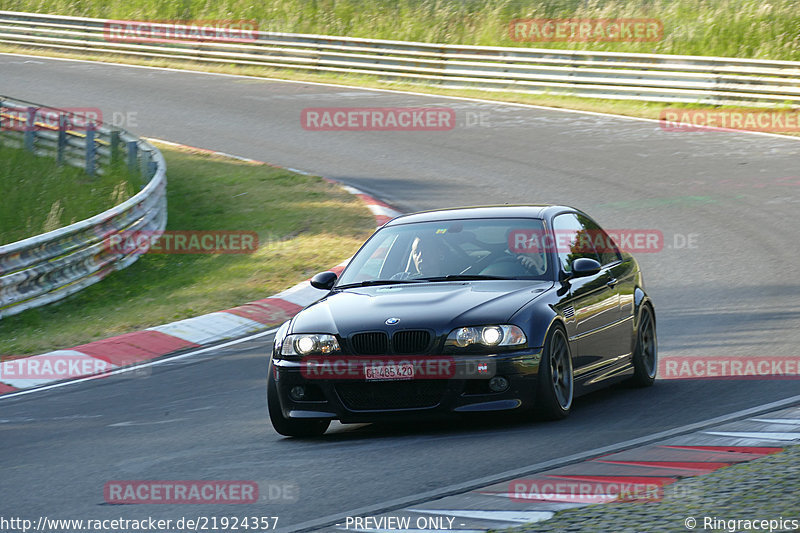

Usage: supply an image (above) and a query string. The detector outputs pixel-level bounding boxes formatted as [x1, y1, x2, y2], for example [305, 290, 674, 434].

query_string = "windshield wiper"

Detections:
[335, 275, 510, 289]
[334, 279, 426, 289]
[416, 274, 511, 282]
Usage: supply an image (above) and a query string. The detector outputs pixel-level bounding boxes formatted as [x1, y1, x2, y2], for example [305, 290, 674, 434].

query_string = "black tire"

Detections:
[628, 304, 657, 387]
[534, 324, 573, 420]
[267, 363, 330, 437]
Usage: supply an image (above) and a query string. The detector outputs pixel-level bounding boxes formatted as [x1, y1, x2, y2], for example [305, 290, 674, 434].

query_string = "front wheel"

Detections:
[534, 324, 573, 420]
[627, 304, 657, 387]
[267, 362, 330, 437]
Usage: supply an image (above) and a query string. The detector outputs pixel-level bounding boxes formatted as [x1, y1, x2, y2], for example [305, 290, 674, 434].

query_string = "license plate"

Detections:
[364, 363, 415, 381]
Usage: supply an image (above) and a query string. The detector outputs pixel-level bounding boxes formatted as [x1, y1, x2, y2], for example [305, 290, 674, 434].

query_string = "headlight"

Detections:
[446, 325, 526, 348]
[482, 326, 503, 345]
[281, 334, 341, 356]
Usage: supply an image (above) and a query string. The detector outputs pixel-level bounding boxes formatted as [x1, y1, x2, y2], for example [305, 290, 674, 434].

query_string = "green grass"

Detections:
[0, 144, 140, 245]
[4, 0, 800, 60]
[0, 142, 375, 355]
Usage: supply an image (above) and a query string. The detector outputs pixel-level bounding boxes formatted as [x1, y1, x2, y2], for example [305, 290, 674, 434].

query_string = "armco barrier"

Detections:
[0, 140, 403, 396]
[0, 96, 167, 319]
[0, 11, 799, 107]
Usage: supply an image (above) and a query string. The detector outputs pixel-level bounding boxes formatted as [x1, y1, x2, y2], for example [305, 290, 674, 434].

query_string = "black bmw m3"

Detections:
[268, 205, 657, 437]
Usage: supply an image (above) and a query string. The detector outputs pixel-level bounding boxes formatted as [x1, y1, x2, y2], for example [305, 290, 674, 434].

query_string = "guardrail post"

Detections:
[24, 106, 37, 152]
[57, 113, 68, 165]
[126, 140, 138, 173]
[85, 122, 96, 175]
[110, 130, 121, 166]
[139, 147, 150, 177]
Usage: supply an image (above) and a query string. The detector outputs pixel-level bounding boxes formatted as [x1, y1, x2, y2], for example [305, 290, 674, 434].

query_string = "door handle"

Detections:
[606, 277, 618, 288]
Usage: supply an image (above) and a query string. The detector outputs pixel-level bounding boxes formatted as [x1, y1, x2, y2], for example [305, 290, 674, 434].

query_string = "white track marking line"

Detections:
[409, 509, 555, 523]
[147, 312, 266, 344]
[703, 431, 800, 441]
[284, 393, 800, 533]
[286, 167, 313, 175]
[0, 350, 114, 388]
[749, 418, 800, 425]
[367, 204, 402, 218]
[339, 530, 484, 533]
[109, 418, 188, 427]
[273, 283, 322, 307]
[0, 328, 278, 401]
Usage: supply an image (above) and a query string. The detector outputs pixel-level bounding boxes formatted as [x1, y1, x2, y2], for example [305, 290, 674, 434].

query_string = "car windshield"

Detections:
[336, 217, 551, 286]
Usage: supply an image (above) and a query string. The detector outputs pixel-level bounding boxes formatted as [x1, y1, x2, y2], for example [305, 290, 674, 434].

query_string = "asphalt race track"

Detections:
[1, 55, 799, 531]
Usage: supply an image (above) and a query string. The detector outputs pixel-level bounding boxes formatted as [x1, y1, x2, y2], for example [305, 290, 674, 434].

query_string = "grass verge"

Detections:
[3, 0, 800, 60]
[0, 142, 375, 355]
[0, 143, 139, 244]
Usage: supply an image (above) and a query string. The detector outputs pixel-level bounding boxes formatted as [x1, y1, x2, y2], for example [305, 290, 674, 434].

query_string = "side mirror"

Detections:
[310, 271, 338, 290]
[570, 258, 602, 278]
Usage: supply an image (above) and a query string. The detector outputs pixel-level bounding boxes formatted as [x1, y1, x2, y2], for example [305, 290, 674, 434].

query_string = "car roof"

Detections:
[384, 205, 577, 226]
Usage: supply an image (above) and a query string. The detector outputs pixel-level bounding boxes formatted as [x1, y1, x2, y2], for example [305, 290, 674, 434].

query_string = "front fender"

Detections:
[272, 320, 292, 358]
[633, 287, 655, 331]
[510, 296, 562, 350]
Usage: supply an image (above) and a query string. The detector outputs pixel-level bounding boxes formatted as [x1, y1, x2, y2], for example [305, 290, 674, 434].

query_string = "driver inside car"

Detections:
[510, 228, 547, 274]
[514, 248, 546, 274]
[392, 235, 442, 279]
[477, 229, 547, 277]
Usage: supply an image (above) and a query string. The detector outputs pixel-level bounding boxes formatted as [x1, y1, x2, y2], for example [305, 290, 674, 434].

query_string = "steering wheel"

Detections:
[478, 255, 531, 277]
[460, 248, 510, 275]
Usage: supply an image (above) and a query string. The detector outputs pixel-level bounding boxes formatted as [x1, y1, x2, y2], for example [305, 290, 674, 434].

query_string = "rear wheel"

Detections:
[628, 304, 657, 387]
[267, 363, 330, 437]
[534, 324, 573, 420]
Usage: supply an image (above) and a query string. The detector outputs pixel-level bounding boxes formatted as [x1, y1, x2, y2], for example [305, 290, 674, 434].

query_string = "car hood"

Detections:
[291, 280, 553, 336]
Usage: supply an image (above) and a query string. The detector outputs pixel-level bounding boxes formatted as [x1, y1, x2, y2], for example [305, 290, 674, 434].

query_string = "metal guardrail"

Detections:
[1, 10, 799, 107]
[0, 96, 167, 319]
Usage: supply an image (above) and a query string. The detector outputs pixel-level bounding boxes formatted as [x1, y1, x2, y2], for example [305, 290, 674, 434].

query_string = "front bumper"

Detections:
[270, 350, 543, 423]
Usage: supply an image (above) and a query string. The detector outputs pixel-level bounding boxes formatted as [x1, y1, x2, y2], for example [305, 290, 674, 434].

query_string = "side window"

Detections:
[551, 213, 601, 273]
[576, 214, 621, 266]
